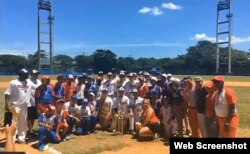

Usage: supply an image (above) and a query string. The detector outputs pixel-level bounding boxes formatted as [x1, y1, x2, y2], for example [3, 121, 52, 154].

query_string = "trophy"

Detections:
[114, 110, 124, 135]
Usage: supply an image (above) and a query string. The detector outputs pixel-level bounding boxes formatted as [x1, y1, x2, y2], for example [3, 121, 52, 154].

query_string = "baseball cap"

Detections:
[171, 77, 180, 84]
[127, 73, 133, 77]
[167, 74, 173, 77]
[89, 92, 95, 97]
[194, 76, 203, 82]
[101, 87, 108, 91]
[31, 69, 39, 74]
[107, 72, 112, 76]
[144, 72, 150, 76]
[161, 73, 168, 79]
[57, 74, 63, 78]
[68, 74, 74, 79]
[82, 99, 88, 105]
[118, 87, 125, 91]
[131, 89, 138, 93]
[212, 76, 225, 82]
[19, 69, 29, 75]
[150, 77, 157, 81]
[98, 71, 104, 75]
[119, 71, 126, 76]
[57, 99, 65, 104]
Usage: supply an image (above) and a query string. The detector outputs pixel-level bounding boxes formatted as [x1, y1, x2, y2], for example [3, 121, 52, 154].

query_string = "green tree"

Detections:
[0, 54, 27, 73]
[53, 54, 74, 72]
[92, 49, 117, 73]
[74, 54, 93, 72]
[185, 41, 216, 74]
[116, 57, 136, 72]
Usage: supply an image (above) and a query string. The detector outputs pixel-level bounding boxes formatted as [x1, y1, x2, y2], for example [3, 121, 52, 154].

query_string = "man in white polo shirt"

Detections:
[27, 69, 41, 138]
[5, 69, 32, 143]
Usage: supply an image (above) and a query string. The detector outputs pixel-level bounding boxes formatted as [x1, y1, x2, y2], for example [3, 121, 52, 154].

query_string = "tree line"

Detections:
[0, 41, 249, 75]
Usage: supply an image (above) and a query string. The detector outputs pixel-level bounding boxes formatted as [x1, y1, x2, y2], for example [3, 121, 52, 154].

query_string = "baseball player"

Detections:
[35, 76, 53, 113]
[38, 106, 60, 151]
[5, 69, 32, 143]
[129, 89, 143, 134]
[76, 99, 91, 135]
[212, 76, 239, 138]
[112, 87, 130, 132]
[64, 96, 81, 139]
[96, 88, 113, 130]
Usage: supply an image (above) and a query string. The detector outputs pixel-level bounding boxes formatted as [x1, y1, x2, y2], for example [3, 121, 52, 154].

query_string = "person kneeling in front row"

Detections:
[38, 106, 60, 151]
[135, 99, 160, 139]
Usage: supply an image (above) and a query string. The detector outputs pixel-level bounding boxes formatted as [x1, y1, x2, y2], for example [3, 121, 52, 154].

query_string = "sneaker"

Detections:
[38, 144, 45, 151]
[130, 131, 137, 136]
[44, 144, 49, 150]
[65, 135, 71, 140]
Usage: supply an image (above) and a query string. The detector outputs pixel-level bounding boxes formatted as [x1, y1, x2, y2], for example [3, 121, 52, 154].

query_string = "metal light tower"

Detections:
[38, 0, 54, 72]
[216, 0, 233, 74]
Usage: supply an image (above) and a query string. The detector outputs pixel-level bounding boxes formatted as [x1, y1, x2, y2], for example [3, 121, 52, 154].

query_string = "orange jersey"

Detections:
[142, 108, 159, 124]
[138, 83, 148, 98]
[63, 82, 76, 101]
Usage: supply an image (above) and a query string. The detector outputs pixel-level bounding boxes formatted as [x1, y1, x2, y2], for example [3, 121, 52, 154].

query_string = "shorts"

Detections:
[28, 106, 38, 120]
[147, 123, 159, 133]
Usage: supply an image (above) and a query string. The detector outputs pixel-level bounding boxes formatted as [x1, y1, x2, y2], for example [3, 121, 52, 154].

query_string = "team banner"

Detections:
[170, 138, 250, 154]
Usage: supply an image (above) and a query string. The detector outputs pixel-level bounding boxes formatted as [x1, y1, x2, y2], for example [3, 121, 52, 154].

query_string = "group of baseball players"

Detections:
[3, 68, 239, 151]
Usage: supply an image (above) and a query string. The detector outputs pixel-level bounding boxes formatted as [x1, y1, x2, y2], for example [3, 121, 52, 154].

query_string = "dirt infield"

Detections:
[1, 81, 250, 89]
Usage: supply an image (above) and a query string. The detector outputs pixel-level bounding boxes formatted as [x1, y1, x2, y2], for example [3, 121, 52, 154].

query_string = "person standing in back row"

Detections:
[212, 76, 239, 138]
[194, 77, 208, 138]
[27, 69, 41, 138]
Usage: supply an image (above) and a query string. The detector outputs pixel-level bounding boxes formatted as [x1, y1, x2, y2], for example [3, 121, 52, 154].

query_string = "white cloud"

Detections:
[138, 6, 163, 16]
[162, 2, 183, 10]
[151, 7, 163, 16]
[231, 36, 250, 44]
[192, 33, 250, 44]
[138, 7, 151, 14]
[192, 33, 217, 42]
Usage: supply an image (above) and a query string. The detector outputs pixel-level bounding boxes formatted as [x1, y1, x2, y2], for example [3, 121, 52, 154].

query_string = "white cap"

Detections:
[31, 69, 39, 74]
[132, 89, 138, 93]
[167, 73, 173, 77]
[161, 73, 168, 78]
[194, 76, 203, 81]
[119, 71, 125, 76]
[171, 77, 180, 84]
[101, 87, 108, 91]
[118, 87, 125, 91]
[89, 92, 95, 97]
[68, 74, 74, 79]
[107, 72, 112, 76]
[150, 77, 157, 81]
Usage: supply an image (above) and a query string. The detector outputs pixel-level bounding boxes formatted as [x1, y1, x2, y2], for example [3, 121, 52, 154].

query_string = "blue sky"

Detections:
[0, 0, 249, 58]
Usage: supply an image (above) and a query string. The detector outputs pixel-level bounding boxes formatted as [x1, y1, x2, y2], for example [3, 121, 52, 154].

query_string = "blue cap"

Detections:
[81, 99, 88, 105]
